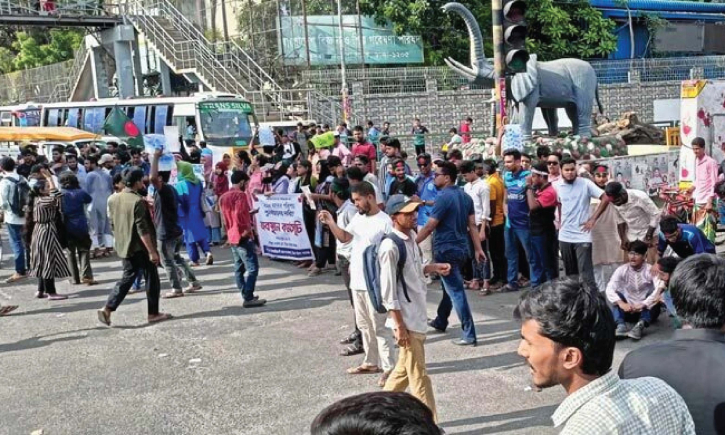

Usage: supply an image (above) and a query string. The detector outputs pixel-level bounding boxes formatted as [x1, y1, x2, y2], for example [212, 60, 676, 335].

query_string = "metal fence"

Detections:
[0, 60, 73, 104]
[302, 55, 725, 96]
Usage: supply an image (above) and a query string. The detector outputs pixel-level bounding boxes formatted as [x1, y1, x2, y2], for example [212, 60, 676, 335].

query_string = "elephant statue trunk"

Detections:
[442, 2, 603, 141]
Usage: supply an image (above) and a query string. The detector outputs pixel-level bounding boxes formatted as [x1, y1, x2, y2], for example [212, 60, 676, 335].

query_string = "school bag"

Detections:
[6, 176, 29, 216]
[363, 232, 411, 314]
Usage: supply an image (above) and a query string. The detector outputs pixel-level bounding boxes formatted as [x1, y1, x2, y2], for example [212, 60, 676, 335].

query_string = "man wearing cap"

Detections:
[219, 170, 267, 308]
[589, 164, 623, 292]
[606, 240, 661, 340]
[331, 131, 352, 167]
[417, 161, 484, 346]
[605, 181, 660, 262]
[85, 154, 114, 257]
[381, 194, 451, 420]
[414, 154, 438, 269]
[98, 167, 170, 326]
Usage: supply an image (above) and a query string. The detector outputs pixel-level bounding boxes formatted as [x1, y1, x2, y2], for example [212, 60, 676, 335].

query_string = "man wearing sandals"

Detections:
[320, 181, 395, 386]
[97, 168, 171, 326]
[380, 194, 451, 421]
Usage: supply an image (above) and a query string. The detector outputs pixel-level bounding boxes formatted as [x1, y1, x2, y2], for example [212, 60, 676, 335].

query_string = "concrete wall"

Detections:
[348, 78, 682, 137]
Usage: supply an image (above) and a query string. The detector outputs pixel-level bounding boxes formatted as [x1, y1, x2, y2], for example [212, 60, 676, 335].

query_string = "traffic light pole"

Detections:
[492, 0, 506, 151]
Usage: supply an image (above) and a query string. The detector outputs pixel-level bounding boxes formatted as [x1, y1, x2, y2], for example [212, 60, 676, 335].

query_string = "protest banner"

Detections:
[255, 194, 314, 261]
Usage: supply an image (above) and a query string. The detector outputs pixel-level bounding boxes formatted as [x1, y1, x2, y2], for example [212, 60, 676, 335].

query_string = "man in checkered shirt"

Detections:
[515, 278, 695, 434]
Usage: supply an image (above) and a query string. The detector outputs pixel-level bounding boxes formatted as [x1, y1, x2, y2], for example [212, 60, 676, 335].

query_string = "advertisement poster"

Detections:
[255, 194, 314, 260]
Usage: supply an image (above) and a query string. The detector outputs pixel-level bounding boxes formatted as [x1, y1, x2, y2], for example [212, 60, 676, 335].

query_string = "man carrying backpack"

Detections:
[319, 181, 395, 387]
[380, 194, 451, 422]
[0, 157, 29, 283]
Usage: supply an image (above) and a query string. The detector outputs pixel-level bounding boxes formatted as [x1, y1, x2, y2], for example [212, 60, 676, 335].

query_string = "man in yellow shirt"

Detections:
[484, 159, 506, 292]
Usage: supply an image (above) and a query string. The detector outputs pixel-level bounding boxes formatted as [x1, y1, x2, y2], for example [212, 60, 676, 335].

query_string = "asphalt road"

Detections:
[0, 247, 677, 435]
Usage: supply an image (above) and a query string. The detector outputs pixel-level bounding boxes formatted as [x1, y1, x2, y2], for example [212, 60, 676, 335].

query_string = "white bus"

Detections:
[39, 93, 258, 148]
[0, 103, 42, 127]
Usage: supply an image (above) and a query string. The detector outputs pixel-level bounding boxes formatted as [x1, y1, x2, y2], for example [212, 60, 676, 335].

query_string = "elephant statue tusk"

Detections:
[442, 2, 495, 85]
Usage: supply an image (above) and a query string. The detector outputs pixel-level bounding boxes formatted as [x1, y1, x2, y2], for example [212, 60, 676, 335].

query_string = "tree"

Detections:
[357, 0, 617, 65]
[5, 29, 84, 72]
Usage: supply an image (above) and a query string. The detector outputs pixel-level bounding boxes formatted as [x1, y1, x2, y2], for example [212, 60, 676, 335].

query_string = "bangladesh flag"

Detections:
[103, 107, 143, 148]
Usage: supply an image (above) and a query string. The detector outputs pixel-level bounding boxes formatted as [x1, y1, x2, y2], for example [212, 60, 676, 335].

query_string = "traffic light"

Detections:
[503, 0, 529, 74]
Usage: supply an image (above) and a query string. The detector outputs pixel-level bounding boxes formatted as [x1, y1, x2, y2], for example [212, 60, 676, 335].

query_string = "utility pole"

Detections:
[492, 0, 506, 137]
[220, 0, 230, 42]
[301, 0, 311, 68]
[337, 0, 348, 122]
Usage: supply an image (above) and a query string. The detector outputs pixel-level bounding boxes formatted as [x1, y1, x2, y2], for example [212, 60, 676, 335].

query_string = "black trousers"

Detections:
[37, 278, 57, 295]
[488, 224, 507, 285]
[106, 250, 160, 316]
[67, 234, 93, 284]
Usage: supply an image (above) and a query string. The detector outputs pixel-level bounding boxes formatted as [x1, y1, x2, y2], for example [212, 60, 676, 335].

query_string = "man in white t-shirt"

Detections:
[320, 180, 395, 387]
[553, 157, 611, 292]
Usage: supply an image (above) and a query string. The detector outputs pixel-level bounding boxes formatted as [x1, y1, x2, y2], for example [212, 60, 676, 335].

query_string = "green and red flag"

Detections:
[103, 107, 143, 148]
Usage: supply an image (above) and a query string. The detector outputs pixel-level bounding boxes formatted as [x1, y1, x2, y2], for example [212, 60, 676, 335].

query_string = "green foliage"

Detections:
[357, 0, 616, 65]
[3, 29, 84, 72]
[526, 0, 618, 60]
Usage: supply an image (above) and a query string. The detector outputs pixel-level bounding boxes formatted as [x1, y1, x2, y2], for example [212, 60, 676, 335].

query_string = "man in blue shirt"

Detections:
[415, 153, 438, 267]
[502, 149, 537, 292]
[657, 214, 715, 258]
[417, 161, 484, 346]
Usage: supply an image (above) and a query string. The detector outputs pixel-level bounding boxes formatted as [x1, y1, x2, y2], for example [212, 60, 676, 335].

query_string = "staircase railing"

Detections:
[123, 0, 249, 97]
[48, 44, 89, 102]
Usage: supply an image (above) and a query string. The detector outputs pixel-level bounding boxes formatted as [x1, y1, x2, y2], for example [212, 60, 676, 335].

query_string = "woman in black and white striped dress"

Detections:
[25, 167, 70, 300]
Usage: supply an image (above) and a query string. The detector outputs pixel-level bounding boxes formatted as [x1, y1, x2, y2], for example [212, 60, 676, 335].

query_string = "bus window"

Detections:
[198, 101, 255, 147]
[67, 108, 80, 128]
[153, 105, 171, 133]
[47, 109, 60, 127]
[129, 106, 147, 135]
[21, 109, 41, 126]
[83, 107, 105, 133]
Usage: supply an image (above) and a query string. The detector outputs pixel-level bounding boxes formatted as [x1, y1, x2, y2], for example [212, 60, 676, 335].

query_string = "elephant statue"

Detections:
[442, 2, 603, 141]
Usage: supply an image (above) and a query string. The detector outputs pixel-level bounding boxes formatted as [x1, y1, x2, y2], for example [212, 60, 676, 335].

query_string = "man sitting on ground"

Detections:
[657, 214, 715, 259]
[516, 278, 695, 434]
[606, 240, 662, 340]
[620, 254, 725, 435]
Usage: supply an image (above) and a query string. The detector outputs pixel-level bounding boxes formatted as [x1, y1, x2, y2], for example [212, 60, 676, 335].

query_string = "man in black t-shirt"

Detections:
[150, 149, 202, 298]
[388, 159, 417, 198]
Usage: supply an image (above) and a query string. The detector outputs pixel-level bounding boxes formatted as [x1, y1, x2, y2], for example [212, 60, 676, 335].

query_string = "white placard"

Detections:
[254, 194, 314, 260]
[144, 134, 175, 171]
[164, 126, 180, 153]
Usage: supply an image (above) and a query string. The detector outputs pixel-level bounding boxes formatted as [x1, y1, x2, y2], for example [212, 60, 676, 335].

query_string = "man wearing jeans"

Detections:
[417, 161, 484, 346]
[98, 168, 171, 326]
[219, 171, 266, 308]
[502, 149, 536, 292]
[0, 157, 28, 283]
[525, 162, 558, 284]
[553, 157, 610, 292]
[149, 149, 202, 299]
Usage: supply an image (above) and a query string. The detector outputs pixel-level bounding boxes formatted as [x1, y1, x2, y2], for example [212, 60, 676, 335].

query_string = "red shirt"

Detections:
[352, 142, 377, 163]
[460, 123, 471, 143]
[219, 189, 252, 244]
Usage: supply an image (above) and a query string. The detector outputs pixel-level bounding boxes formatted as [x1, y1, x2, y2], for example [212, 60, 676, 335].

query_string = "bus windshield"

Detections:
[198, 101, 255, 147]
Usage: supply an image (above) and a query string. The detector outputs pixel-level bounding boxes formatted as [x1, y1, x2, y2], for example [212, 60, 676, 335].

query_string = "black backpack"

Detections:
[6, 176, 29, 216]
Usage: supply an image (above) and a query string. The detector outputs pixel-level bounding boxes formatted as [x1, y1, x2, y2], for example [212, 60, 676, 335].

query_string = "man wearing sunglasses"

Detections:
[657, 215, 715, 259]
[546, 152, 562, 183]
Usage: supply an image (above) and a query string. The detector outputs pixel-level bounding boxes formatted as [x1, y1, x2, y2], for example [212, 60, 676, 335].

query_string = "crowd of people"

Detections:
[0, 119, 723, 434]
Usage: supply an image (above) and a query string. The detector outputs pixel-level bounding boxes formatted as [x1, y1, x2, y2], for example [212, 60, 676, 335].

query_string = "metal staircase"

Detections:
[48, 44, 91, 103]
[122, 0, 352, 125]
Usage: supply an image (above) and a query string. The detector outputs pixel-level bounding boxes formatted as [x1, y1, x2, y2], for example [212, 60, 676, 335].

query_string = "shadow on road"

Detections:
[442, 404, 558, 434]
[0, 327, 107, 353]
[428, 351, 523, 375]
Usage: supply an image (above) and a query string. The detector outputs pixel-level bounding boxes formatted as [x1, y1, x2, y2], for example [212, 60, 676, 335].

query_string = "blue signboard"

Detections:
[279, 15, 424, 66]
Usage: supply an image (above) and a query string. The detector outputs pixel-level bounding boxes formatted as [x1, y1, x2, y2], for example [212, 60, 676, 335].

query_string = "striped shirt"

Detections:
[552, 371, 695, 434]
